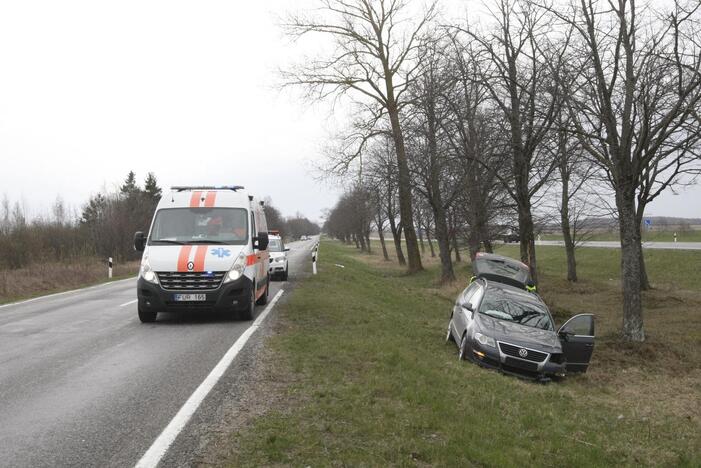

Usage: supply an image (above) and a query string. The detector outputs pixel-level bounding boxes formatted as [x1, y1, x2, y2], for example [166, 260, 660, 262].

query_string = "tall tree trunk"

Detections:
[377, 220, 390, 261]
[353, 234, 360, 249]
[617, 190, 645, 342]
[358, 232, 367, 252]
[633, 211, 651, 290]
[560, 165, 578, 282]
[517, 199, 537, 285]
[431, 202, 455, 283]
[418, 223, 426, 254]
[451, 228, 462, 263]
[387, 102, 422, 273]
[426, 227, 436, 257]
[388, 215, 406, 266]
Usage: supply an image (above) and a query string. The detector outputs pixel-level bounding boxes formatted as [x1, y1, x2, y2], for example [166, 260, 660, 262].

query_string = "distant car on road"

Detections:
[268, 234, 289, 281]
[502, 232, 520, 243]
[446, 253, 595, 381]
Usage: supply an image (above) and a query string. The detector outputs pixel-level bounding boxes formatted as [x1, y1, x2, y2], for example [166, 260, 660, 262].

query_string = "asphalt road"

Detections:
[535, 240, 701, 250]
[0, 238, 317, 467]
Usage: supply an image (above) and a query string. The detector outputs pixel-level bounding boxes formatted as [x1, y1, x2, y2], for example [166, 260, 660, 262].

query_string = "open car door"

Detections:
[558, 314, 595, 373]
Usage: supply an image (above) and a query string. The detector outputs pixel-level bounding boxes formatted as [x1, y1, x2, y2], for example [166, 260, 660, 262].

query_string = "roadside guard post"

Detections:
[108, 257, 113, 279]
[312, 243, 319, 275]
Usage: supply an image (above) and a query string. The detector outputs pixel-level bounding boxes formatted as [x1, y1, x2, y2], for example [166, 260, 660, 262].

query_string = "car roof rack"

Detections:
[171, 186, 245, 192]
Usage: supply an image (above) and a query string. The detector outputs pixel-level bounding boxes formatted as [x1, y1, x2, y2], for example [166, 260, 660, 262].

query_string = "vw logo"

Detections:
[518, 348, 528, 358]
[187, 261, 194, 271]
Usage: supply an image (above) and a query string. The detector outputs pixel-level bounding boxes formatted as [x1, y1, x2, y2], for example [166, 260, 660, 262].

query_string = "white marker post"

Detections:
[108, 257, 113, 279]
[312, 244, 318, 275]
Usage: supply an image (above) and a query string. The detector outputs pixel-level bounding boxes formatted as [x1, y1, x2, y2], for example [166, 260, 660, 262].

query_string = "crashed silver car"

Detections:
[446, 253, 595, 381]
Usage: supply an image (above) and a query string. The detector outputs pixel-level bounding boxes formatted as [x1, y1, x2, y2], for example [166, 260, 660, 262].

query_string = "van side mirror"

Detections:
[254, 231, 269, 250]
[134, 231, 146, 252]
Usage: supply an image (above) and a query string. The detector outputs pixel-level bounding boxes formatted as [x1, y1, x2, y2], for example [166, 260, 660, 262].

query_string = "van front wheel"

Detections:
[239, 286, 255, 321]
[138, 306, 157, 323]
[256, 276, 269, 305]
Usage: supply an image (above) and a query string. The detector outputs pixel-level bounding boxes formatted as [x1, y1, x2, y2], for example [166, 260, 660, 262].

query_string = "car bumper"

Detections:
[137, 276, 253, 313]
[469, 341, 566, 381]
[268, 261, 287, 274]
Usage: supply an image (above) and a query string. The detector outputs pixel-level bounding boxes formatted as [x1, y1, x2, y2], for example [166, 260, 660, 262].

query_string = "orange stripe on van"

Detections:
[177, 245, 193, 272]
[189, 191, 203, 207]
[203, 191, 217, 208]
[193, 245, 208, 271]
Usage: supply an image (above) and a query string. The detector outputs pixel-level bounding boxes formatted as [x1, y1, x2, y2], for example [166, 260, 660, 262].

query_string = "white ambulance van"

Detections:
[133, 186, 270, 323]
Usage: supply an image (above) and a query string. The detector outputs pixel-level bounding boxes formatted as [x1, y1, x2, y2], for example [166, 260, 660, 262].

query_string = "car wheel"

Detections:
[138, 306, 157, 323]
[239, 285, 255, 320]
[256, 277, 269, 305]
[445, 319, 455, 344]
[282, 266, 289, 281]
[458, 333, 469, 361]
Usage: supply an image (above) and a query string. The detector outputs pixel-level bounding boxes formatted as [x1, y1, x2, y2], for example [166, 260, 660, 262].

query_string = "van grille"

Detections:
[156, 271, 225, 290]
[498, 341, 548, 363]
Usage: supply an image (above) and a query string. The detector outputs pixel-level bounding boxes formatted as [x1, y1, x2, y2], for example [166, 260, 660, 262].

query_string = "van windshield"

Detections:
[149, 208, 249, 245]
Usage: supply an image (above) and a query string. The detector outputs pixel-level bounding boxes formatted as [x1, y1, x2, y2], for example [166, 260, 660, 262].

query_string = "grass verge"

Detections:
[0, 259, 139, 305]
[224, 241, 700, 467]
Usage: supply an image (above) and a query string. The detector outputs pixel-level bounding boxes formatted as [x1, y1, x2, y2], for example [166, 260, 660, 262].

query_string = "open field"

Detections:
[540, 229, 701, 243]
[224, 240, 700, 466]
[0, 259, 139, 305]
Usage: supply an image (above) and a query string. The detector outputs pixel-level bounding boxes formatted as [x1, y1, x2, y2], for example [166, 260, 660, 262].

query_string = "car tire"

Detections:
[458, 333, 469, 361]
[256, 277, 269, 305]
[282, 266, 288, 281]
[138, 306, 157, 323]
[446, 319, 455, 344]
[239, 285, 255, 320]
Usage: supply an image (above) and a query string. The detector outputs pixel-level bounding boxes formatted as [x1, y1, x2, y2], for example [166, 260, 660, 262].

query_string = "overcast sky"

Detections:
[1, 0, 699, 223]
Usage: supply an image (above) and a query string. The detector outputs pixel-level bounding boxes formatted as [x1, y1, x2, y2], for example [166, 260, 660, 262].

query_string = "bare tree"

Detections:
[282, 0, 438, 273]
[455, 0, 565, 285]
[547, 0, 701, 341]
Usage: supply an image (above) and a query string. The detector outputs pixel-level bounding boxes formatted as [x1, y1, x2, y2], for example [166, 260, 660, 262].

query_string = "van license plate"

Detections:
[173, 294, 206, 302]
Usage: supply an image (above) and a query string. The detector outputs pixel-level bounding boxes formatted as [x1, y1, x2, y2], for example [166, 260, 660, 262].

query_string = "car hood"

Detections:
[143, 244, 245, 272]
[479, 315, 562, 352]
[269, 251, 286, 260]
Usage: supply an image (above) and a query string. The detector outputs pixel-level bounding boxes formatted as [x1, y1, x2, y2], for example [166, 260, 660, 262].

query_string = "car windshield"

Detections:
[269, 239, 283, 252]
[149, 208, 248, 245]
[479, 291, 554, 330]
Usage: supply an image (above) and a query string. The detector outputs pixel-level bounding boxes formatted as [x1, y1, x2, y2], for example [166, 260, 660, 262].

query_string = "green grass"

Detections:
[225, 241, 700, 467]
[540, 229, 701, 242]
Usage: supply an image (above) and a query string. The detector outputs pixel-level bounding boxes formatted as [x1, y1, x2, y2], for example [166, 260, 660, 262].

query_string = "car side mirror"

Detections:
[254, 231, 269, 250]
[284, 248, 290, 252]
[461, 302, 474, 312]
[134, 231, 146, 252]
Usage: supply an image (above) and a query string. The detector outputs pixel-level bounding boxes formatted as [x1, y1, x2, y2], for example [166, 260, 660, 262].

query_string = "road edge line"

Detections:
[134, 289, 285, 468]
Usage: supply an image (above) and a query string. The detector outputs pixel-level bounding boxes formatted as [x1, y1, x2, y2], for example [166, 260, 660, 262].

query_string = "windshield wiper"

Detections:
[188, 240, 228, 244]
[151, 239, 185, 245]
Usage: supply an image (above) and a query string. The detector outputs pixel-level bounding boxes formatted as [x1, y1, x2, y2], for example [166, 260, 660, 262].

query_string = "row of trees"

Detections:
[290, 0, 701, 342]
[0, 172, 162, 269]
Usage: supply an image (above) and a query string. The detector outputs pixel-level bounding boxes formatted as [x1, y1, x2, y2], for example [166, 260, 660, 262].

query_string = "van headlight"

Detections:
[223, 252, 247, 283]
[474, 332, 496, 348]
[140, 260, 159, 284]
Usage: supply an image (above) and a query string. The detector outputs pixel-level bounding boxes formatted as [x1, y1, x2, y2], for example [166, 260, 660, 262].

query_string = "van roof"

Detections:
[158, 187, 255, 210]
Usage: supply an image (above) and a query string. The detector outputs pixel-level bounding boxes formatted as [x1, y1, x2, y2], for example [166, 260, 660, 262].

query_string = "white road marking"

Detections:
[0, 277, 136, 310]
[134, 289, 285, 468]
[119, 299, 138, 307]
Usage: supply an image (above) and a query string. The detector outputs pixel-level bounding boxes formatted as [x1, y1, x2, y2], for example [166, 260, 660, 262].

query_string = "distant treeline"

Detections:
[0, 173, 320, 270]
[264, 203, 321, 240]
[0, 172, 160, 269]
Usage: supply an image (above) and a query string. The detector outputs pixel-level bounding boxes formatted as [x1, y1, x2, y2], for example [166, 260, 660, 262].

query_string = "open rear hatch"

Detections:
[473, 253, 532, 290]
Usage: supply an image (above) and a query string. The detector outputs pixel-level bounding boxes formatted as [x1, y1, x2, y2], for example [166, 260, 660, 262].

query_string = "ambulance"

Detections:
[133, 186, 270, 323]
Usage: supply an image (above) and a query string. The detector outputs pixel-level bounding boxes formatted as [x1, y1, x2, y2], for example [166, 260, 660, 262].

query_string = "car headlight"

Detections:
[139, 259, 159, 285]
[223, 252, 247, 283]
[474, 332, 496, 348]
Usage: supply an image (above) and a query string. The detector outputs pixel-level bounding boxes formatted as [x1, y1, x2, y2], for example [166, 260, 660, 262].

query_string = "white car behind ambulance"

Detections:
[133, 186, 270, 323]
